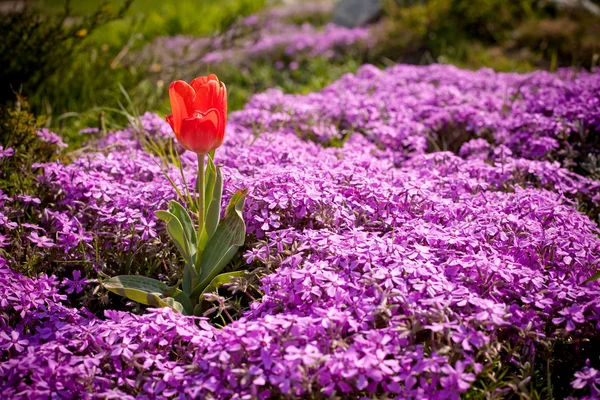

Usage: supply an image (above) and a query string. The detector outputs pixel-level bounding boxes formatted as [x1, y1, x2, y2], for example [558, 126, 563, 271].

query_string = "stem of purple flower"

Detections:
[196, 153, 205, 238]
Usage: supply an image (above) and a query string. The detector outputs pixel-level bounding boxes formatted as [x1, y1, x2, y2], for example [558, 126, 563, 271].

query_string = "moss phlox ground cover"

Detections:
[1, 64, 600, 398]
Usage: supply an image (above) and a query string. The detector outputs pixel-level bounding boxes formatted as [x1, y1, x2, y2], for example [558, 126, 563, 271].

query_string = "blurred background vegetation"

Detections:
[0, 0, 598, 148]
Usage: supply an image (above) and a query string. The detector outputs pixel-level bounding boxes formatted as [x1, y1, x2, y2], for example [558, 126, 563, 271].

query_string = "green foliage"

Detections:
[12, 0, 266, 147]
[513, 15, 600, 69]
[444, 44, 538, 73]
[103, 275, 184, 312]
[0, 97, 63, 196]
[5, 0, 359, 150]
[34, 0, 267, 46]
[374, 0, 599, 71]
[585, 270, 600, 284]
[438, 0, 535, 43]
[0, 0, 133, 104]
[104, 154, 249, 316]
[193, 188, 247, 297]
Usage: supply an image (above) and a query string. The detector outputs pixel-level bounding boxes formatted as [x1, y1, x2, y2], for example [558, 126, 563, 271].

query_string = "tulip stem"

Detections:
[196, 153, 205, 236]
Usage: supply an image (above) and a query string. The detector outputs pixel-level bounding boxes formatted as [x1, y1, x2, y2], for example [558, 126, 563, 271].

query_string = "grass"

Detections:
[33, 0, 267, 46]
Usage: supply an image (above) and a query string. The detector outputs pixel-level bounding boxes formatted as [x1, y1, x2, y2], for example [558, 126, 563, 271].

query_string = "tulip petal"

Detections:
[166, 114, 175, 131]
[190, 74, 218, 92]
[193, 80, 220, 113]
[216, 82, 227, 147]
[169, 81, 195, 134]
[221, 82, 227, 123]
[166, 113, 183, 143]
[178, 109, 221, 154]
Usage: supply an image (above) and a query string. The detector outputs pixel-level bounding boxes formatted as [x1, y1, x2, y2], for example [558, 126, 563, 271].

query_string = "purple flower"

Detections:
[0, 60, 599, 399]
[0, 212, 17, 229]
[441, 361, 477, 392]
[18, 195, 42, 204]
[0, 233, 9, 247]
[0, 146, 14, 158]
[109, 335, 137, 360]
[571, 361, 600, 397]
[28, 231, 54, 248]
[135, 216, 157, 240]
[552, 304, 586, 331]
[0, 330, 29, 352]
[36, 128, 68, 149]
[62, 270, 88, 294]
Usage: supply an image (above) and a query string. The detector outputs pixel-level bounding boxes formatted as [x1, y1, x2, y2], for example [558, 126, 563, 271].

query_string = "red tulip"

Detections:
[166, 74, 227, 155]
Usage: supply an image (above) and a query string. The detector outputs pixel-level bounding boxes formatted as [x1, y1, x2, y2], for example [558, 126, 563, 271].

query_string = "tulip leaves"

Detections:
[102, 154, 248, 316]
[192, 189, 247, 301]
[103, 275, 186, 314]
[204, 161, 223, 242]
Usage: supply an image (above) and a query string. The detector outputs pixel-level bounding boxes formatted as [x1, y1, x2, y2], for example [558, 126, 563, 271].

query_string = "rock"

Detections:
[332, 0, 383, 28]
[549, 0, 600, 16]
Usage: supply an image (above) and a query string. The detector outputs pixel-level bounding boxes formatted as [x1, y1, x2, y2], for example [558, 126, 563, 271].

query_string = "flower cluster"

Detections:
[239, 64, 600, 206]
[142, 7, 371, 79]
[36, 128, 68, 149]
[200, 22, 371, 66]
[1, 64, 599, 398]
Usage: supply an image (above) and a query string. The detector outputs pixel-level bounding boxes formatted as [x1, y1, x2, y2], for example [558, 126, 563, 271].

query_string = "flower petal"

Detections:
[220, 82, 227, 122]
[168, 81, 195, 134]
[178, 109, 221, 154]
[190, 74, 218, 92]
[193, 80, 220, 113]
[215, 82, 227, 148]
[165, 114, 175, 131]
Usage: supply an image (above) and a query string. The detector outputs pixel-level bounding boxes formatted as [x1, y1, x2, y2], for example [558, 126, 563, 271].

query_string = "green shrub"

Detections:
[373, 0, 599, 71]
[0, 1, 132, 105]
[513, 16, 600, 69]
[0, 97, 66, 196]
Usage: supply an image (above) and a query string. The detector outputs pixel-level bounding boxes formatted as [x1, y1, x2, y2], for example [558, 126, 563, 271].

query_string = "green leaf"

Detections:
[168, 200, 197, 257]
[161, 297, 184, 314]
[173, 292, 194, 315]
[191, 189, 247, 300]
[182, 262, 199, 296]
[204, 154, 217, 218]
[584, 271, 600, 284]
[154, 209, 200, 295]
[102, 275, 179, 310]
[205, 163, 223, 240]
[200, 271, 250, 298]
[154, 209, 192, 265]
[196, 161, 224, 270]
[161, 280, 183, 298]
[196, 155, 219, 259]
[193, 303, 202, 316]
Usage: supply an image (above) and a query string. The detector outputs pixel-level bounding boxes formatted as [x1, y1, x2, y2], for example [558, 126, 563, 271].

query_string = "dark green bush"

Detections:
[0, 1, 132, 105]
[377, 0, 537, 58]
[513, 16, 600, 68]
[0, 97, 65, 196]
[373, 0, 599, 70]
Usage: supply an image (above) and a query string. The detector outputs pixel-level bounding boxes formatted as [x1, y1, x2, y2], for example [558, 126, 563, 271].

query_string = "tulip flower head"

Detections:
[167, 75, 227, 155]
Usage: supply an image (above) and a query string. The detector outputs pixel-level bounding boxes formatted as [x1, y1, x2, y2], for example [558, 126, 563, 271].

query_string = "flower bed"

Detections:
[1, 64, 600, 398]
[142, 5, 370, 80]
